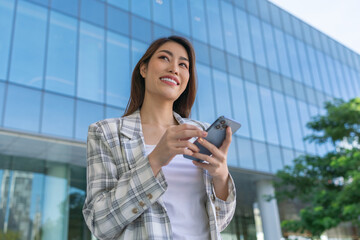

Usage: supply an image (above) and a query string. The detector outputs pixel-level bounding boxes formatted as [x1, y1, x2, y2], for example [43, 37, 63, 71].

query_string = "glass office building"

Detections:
[0, 0, 359, 239]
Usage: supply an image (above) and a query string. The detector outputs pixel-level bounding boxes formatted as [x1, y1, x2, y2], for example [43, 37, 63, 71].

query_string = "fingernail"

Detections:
[198, 137, 203, 142]
[202, 131, 207, 137]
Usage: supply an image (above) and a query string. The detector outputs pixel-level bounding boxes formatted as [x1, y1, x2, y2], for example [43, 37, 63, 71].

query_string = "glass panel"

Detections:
[172, 0, 190, 36]
[0, 81, 5, 124]
[249, 15, 266, 68]
[210, 47, 226, 72]
[131, 0, 151, 20]
[293, 81, 306, 102]
[152, 0, 171, 28]
[245, 0, 258, 16]
[274, 28, 291, 78]
[301, 23, 312, 45]
[259, 86, 279, 145]
[281, 11, 293, 35]
[235, 9, 253, 62]
[42, 163, 69, 240]
[131, 40, 147, 72]
[229, 75, 250, 138]
[45, 11, 77, 96]
[107, 5, 129, 36]
[108, 0, 129, 11]
[9, 1, 47, 89]
[153, 24, 172, 40]
[269, 4, 282, 29]
[285, 96, 305, 152]
[306, 46, 323, 91]
[256, 65, 270, 88]
[324, 55, 341, 98]
[315, 50, 333, 95]
[131, 15, 151, 44]
[0, 0, 14, 80]
[106, 32, 130, 108]
[242, 60, 256, 83]
[292, 17, 303, 41]
[227, 137, 239, 167]
[41, 93, 74, 138]
[80, 0, 105, 27]
[212, 70, 232, 117]
[282, 77, 295, 98]
[105, 106, 124, 119]
[4, 84, 41, 132]
[237, 137, 255, 170]
[77, 22, 105, 103]
[296, 40, 313, 88]
[196, 63, 216, 123]
[253, 141, 270, 172]
[282, 147, 295, 167]
[227, 54, 241, 77]
[269, 71, 283, 92]
[192, 40, 209, 65]
[189, 0, 208, 43]
[272, 91, 292, 148]
[51, 0, 78, 17]
[75, 100, 104, 140]
[297, 100, 316, 155]
[262, 22, 279, 73]
[244, 81, 265, 142]
[206, 0, 224, 49]
[268, 144, 283, 173]
[285, 34, 302, 83]
[221, 1, 239, 56]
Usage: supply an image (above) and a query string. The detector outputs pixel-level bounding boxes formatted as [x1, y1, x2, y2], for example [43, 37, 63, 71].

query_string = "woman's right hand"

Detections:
[148, 124, 207, 176]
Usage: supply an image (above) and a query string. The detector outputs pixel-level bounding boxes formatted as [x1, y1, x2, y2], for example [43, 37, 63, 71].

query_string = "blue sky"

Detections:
[269, 0, 360, 55]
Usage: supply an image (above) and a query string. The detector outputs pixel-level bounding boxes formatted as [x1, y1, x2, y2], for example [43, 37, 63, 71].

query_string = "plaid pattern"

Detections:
[83, 109, 236, 240]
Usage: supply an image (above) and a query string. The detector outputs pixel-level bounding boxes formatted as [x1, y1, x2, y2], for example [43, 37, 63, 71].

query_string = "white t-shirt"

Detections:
[145, 145, 210, 240]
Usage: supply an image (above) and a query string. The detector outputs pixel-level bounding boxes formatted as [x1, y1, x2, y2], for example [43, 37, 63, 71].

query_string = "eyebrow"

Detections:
[158, 49, 189, 62]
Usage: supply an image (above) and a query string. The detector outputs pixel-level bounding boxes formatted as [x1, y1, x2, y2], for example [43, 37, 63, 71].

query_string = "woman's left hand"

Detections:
[191, 126, 232, 184]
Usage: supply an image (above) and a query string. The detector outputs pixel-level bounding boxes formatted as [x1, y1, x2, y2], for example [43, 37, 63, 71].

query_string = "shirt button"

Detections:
[132, 208, 138, 214]
[215, 206, 220, 211]
[147, 193, 153, 199]
[139, 201, 145, 207]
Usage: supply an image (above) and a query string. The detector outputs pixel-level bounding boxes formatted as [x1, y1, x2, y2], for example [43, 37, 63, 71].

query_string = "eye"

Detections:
[159, 55, 169, 61]
[180, 63, 188, 69]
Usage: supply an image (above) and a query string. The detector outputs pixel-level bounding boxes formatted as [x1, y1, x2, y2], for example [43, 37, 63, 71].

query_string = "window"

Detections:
[212, 69, 232, 117]
[297, 101, 316, 155]
[206, 0, 224, 49]
[172, 0, 190, 36]
[237, 137, 255, 170]
[0, 81, 5, 124]
[235, 9, 253, 62]
[131, 0, 151, 20]
[282, 147, 295, 167]
[108, 0, 128, 11]
[262, 22, 279, 73]
[249, 15, 266, 68]
[192, 40, 210, 65]
[45, 11, 77, 96]
[51, 0, 78, 17]
[245, 81, 265, 142]
[75, 100, 104, 140]
[253, 141, 270, 172]
[274, 28, 291, 78]
[107, 5, 129, 36]
[153, 24, 172, 40]
[196, 63, 216, 123]
[220, 1, 239, 56]
[259, 86, 279, 145]
[229, 75, 250, 138]
[106, 106, 124, 119]
[131, 15, 151, 44]
[0, 0, 14, 80]
[153, 0, 171, 28]
[296, 40, 313, 87]
[285, 96, 305, 152]
[77, 22, 105, 103]
[4, 84, 41, 132]
[189, 0, 208, 43]
[268, 144, 283, 173]
[306, 46, 323, 91]
[106, 32, 130, 108]
[285, 34, 302, 83]
[80, 0, 105, 27]
[131, 40, 147, 72]
[210, 47, 226, 71]
[9, 1, 47, 89]
[41, 93, 74, 138]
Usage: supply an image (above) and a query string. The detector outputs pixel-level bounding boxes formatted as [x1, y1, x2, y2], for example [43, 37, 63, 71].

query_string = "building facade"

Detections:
[0, 0, 359, 239]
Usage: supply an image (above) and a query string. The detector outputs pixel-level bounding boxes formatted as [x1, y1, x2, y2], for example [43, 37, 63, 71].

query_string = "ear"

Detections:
[140, 63, 147, 79]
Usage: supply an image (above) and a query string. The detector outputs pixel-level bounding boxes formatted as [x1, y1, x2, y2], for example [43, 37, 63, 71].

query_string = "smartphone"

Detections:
[183, 116, 241, 162]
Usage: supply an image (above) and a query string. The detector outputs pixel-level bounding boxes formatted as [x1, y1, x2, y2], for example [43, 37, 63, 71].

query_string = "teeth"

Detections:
[161, 77, 178, 85]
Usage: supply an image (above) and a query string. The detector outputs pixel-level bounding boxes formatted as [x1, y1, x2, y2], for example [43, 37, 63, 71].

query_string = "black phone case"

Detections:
[183, 116, 241, 162]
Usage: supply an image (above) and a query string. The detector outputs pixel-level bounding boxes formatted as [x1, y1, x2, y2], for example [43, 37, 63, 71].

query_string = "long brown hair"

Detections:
[123, 36, 197, 118]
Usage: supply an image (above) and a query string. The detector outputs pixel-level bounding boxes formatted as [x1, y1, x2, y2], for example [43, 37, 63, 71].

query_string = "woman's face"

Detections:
[140, 41, 190, 102]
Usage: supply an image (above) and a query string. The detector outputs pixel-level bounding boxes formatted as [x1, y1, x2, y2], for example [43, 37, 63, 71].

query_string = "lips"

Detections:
[160, 75, 179, 86]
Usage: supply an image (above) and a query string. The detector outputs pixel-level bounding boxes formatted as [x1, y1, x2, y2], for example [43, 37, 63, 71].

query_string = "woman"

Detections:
[83, 36, 236, 239]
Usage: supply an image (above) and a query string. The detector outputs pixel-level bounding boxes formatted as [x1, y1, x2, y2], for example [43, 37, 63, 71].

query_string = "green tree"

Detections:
[274, 97, 360, 239]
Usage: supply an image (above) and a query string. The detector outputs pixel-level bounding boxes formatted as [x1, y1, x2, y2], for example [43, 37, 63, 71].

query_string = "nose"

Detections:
[168, 61, 179, 75]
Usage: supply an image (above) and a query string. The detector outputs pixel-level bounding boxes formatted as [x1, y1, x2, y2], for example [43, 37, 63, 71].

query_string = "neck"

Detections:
[140, 94, 178, 127]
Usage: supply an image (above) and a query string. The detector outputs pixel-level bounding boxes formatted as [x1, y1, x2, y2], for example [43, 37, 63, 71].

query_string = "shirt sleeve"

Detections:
[211, 174, 236, 232]
[82, 122, 167, 240]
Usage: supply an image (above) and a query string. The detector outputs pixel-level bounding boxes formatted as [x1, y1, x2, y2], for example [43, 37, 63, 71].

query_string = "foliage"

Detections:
[274, 97, 360, 238]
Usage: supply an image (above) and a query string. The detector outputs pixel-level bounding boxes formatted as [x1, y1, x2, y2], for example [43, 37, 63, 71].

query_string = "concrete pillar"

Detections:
[256, 180, 282, 240]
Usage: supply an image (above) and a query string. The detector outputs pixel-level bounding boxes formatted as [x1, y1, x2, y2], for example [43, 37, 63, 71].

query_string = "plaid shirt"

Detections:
[83, 110, 236, 240]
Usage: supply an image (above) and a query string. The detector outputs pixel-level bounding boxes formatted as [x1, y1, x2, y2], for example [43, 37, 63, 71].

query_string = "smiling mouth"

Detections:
[160, 77, 179, 86]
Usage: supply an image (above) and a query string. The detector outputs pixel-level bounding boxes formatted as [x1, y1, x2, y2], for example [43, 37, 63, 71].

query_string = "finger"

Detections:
[192, 160, 211, 171]
[191, 152, 218, 166]
[219, 126, 232, 152]
[176, 129, 207, 140]
[173, 141, 200, 153]
[175, 124, 203, 132]
[173, 147, 194, 156]
[196, 137, 222, 158]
